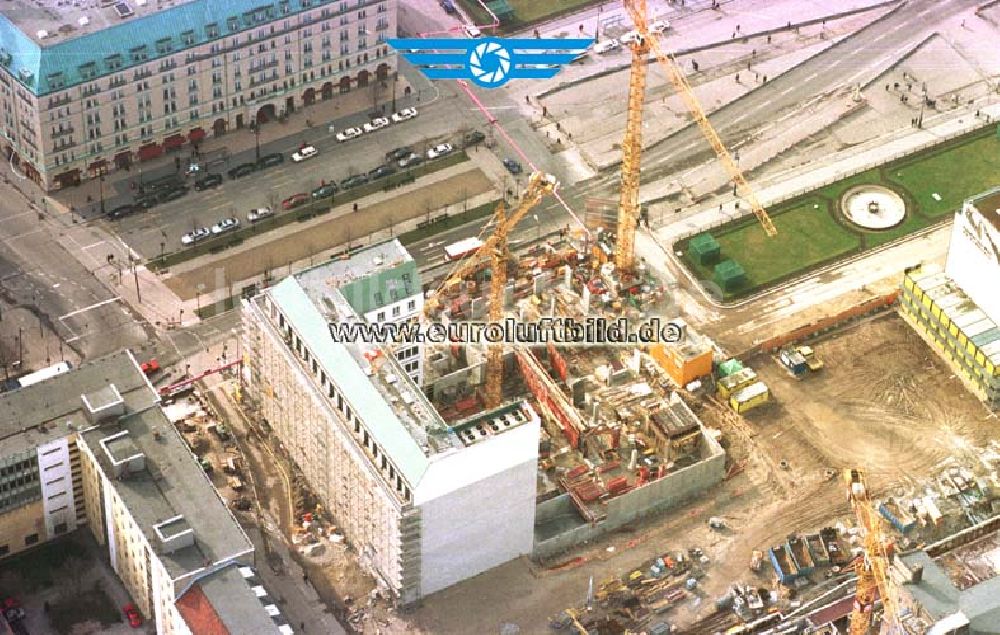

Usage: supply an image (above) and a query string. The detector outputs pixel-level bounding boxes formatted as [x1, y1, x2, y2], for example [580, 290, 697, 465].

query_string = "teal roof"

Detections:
[340, 259, 419, 316]
[0, 0, 342, 96]
[270, 276, 430, 485]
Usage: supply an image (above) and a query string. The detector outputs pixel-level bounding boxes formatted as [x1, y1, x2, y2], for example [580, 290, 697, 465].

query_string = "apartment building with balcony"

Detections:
[242, 240, 541, 604]
[0, 350, 292, 634]
[0, 0, 397, 190]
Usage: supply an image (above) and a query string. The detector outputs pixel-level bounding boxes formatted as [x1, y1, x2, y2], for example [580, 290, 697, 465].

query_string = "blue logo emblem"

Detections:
[389, 38, 594, 88]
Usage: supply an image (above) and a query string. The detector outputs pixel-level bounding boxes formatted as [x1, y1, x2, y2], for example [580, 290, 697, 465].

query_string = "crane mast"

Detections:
[845, 469, 900, 635]
[622, 0, 777, 238]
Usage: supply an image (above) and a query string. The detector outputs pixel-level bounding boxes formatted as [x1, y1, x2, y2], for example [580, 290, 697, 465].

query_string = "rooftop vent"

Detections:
[152, 515, 194, 554]
[36, 30, 50, 40]
[98, 430, 145, 479]
[114, 2, 135, 19]
[81, 384, 125, 423]
[78, 16, 90, 27]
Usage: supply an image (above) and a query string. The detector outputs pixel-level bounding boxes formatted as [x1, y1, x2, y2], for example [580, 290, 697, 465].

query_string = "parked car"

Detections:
[291, 145, 319, 162]
[227, 162, 257, 179]
[339, 174, 369, 190]
[336, 126, 364, 142]
[200, 457, 214, 473]
[184, 162, 201, 176]
[247, 207, 273, 223]
[140, 358, 160, 375]
[122, 602, 142, 628]
[158, 185, 189, 203]
[427, 143, 453, 159]
[210, 217, 240, 235]
[503, 158, 522, 175]
[311, 183, 339, 199]
[649, 19, 671, 33]
[391, 107, 418, 123]
[363, 117, 390, 133]
[194, 173, 223, 191]
[463, 130, 486, 146]
[282, 193, 309, 210]
[368, 164, 397, 180]
[257, 152, 285, 168]
[464, 24, 482, 38]
[107, 204, 138, 220]
[620, 30, 641, 45]
[386, 146, 413, 162]
[440, 0, 457, 14]
[398, 152, 423, 168]
[593, 38, 621, 54]
[181, 227, 211, 245]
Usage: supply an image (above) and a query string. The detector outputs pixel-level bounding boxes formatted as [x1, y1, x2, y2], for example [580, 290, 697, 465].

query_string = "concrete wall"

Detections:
[417, 421, 539, 598]
[533, 436, 726, 560]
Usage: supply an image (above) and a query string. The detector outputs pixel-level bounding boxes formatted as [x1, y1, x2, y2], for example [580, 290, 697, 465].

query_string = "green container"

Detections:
[714, 259, 747, 292]
[718, 359, 744, 377]
[690, 233, 721, 266]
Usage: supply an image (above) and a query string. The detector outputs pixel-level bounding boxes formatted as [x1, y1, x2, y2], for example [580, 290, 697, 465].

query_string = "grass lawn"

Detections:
[886, 133, 1000, 218]
[678, 125, 1000, 300]
[683, 198, 859, 290]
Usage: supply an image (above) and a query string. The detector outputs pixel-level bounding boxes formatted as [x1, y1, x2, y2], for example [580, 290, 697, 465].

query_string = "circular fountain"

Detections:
[840, 185, 906, 230]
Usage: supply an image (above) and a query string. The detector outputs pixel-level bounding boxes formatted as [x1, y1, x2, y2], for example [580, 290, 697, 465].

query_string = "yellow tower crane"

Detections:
[844, 468, 901, 635]
[615, 0, 651, 273]
[617, 0, 777, 273]
[423, 171, 559, 408]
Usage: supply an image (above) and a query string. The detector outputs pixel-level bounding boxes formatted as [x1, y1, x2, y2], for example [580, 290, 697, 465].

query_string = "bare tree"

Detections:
[56, 555, 87, 598]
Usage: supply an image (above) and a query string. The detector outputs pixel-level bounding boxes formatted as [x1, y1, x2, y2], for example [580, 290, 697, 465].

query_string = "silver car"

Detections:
[181, 227, 211, 246]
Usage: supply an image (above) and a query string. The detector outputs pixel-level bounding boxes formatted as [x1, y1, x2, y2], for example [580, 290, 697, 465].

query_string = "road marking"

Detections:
[803, 71, 819, 82]
[81, 240, 106, 250]
[59, 296, 121, 321]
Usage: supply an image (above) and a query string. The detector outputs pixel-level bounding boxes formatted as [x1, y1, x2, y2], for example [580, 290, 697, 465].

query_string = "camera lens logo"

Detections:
[468, 40, 511, 88]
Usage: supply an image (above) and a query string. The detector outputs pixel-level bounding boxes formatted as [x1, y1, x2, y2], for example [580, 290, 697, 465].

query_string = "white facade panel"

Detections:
[946, 206, 1000, 325]
[36, 438, 77, 537]
[416, 419, 539, 597]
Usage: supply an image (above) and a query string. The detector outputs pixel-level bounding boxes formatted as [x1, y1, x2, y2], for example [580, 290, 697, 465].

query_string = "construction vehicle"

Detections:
[618, 0, 776, 276]
[749, 549, 763, 572]
[844, 469, 901, 635]
[778, 348, 808, 377]
[797, 345, 824, 371]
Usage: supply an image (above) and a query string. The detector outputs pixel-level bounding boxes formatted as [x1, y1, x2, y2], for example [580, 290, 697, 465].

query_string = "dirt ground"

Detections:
[402, 312, 996, 634]
[163, 168, 494, 300]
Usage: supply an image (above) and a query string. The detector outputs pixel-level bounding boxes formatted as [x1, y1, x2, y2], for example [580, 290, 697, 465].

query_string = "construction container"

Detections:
[879, 500, 917, 533]
[649, 320, 713, 386]
[797, 345, 824, 371]
[922, 496, 943, 525]
[717, 358, 745, 378]
[717, 367, 758, 399]
[606, 476, 630, 495]
[805, 534, 830, 565]
[769, 545, 799, 585]
[779, 349, 808, 376]
[714, 259, 748, 292]
[689, 233, 721, 266]
[787, 535, 815, 574]
[730, 382, 770, 414]
[749, 549, 763, 571]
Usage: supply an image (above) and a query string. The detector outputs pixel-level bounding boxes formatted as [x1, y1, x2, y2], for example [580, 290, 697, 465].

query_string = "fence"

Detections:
[751, 290, 899, 355]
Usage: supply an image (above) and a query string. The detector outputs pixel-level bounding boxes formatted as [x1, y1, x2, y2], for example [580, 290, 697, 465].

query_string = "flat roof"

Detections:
[0, 350, 157, 457]
[80, 405, 252, 581]
[971, 189, 1000, 234]
[297, 239, 419, 316]
[194, 565, 286, 634]
[0, 0, 199, 43]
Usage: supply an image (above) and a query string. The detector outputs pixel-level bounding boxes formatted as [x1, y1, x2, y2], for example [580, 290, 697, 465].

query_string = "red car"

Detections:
[140, 358, 160, 376]
[123, 603, 143, 628]
[281, 193, 309, 210]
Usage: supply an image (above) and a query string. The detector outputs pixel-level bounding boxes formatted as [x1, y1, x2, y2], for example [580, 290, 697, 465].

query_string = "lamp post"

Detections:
[252, 116, 261, 161]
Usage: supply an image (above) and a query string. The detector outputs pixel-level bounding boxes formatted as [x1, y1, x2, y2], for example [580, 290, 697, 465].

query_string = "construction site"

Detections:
[224, 1, 1000, 633]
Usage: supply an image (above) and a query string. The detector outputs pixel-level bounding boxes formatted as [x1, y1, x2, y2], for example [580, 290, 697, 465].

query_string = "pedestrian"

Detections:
[747, 61, 751, 71]
[961, 19, 965, 28]
[752, 48, 756, 57]
[755, 72, 760, 81]
[767, 34, 772, 44]
[525, 95, 529, 104]
[736, 24, 740, 32]
[762, 75, 767, 82]
[735, 73, 740, 83]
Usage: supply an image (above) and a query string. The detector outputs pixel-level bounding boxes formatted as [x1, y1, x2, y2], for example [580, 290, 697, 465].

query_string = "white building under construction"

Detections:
[241, 239, 541, 603]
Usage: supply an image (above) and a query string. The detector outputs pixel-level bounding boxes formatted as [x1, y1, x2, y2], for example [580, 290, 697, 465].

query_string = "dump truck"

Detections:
[879, 499, 917, 533]
[749, 549, 763, 572]
[769, 544, 799, 585]
[787, 535, 815, 575]
[805, 533, 830, 565]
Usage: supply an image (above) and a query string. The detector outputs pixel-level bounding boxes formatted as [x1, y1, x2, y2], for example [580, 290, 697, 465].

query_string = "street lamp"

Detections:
[252, 116, 261, 161]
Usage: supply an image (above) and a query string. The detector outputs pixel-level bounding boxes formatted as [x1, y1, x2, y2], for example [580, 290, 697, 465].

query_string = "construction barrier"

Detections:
[754, 291, 900, 354]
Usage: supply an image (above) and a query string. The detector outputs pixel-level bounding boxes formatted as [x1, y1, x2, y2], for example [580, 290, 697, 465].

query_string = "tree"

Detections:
[56, 555, 87, 597]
